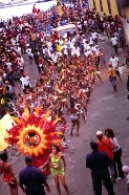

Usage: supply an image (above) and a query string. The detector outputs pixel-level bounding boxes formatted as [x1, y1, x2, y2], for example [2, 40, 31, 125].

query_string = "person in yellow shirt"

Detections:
[108, 63, 117, 92]
[56, 43, 62, 52]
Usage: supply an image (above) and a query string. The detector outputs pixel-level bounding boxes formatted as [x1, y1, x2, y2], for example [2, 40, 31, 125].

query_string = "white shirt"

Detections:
[46, 42, 52, 50]
[43, 48, 48, 56]
[20, 76, 30, 88]
[84, 21, 88, 26]
[85, 50, 92, 57]
[111, 37, 118, 45]
[110, 137, 120, 152]
[58, 39, 64, 46]
[84, 43, 89, 50]
[63, 45, 68, 55]
[68, 41, 74, 49]
[90, 36, 93, 43]
[15, 46, 22, 55]
[91, 46, 96, 52]
[71, 37, 76, 43]
[50, 53, 58, 63]
[95, 48, 100, 57]
[26, 48, 33, 57]
[110, 57, 119, 69]
[71, 47, 80, 57]
[92, 32, 97, 39]
[6, 62, 12, 71]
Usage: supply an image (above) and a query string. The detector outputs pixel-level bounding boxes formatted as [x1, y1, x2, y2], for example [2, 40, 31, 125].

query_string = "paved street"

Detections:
[0, 38, 129, 195]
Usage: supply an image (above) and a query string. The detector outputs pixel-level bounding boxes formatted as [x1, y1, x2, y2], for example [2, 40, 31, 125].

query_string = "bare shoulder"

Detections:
[49, 154, 53, 158]
[5, 162, 12, 169]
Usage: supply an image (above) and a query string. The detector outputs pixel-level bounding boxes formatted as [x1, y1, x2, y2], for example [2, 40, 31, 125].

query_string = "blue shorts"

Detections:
[109, 77, 116, 87]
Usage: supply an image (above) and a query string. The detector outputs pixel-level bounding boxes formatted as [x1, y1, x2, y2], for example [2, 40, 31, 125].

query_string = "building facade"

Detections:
[89, 0, 129, 45]
[89, 0, 119, 17]
[116, 0, 129, 45]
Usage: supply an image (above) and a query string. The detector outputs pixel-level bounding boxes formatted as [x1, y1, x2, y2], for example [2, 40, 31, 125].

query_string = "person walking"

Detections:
[86, 141, 115, 195]
[0, 151, 18, 195]
[19, 156, 50, 195]
[109, 54, 122, 82]
[20, 72, 31, 90]
[48, 144, 70, 195]
[108, 63, 117, 92]
[67, 103, 80, 136]
[105, 129, 124, 180]
[111, 35, 118, 55]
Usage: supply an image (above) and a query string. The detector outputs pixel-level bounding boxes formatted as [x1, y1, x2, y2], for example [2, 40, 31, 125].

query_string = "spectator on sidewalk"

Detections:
[105, 129, 124, 180]
[86, 141, 115, 195]
[96, 130, 116, 183]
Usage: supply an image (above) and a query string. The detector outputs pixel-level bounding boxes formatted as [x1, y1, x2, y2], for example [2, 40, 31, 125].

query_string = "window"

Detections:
[99, 0, 103, 12]
[107, 0, 112, 14]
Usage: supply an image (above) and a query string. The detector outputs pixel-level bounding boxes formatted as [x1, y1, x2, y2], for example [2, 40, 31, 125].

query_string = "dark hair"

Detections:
[28, 132, 36, 137]
[90, 141, 98, 150]
[25, 156, 33, 164]
[0, 151, 8, 162]
[5, 86, 9, 91]
[105, 128, 115, 138]
[52, 144, 60, 153]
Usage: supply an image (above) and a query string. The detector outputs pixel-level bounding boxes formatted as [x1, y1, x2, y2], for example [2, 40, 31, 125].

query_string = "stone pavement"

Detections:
[0, 39, 129, 195]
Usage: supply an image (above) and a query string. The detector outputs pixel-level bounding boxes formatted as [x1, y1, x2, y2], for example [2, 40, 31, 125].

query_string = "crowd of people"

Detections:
[0, 2, 126, 124]
[86, 128, 129, 195]
[0, 1, 129, 195]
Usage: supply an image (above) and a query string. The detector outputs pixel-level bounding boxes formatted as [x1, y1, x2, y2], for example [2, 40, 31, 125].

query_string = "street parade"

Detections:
[0, 0, 129, 195]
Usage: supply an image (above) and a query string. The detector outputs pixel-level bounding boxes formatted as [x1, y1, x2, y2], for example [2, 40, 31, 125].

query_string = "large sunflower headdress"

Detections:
[6, 108, 62, 157]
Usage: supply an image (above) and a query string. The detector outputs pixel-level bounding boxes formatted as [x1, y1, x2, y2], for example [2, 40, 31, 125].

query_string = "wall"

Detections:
[122, 18, 129, 45]
[89, 0, 119, 17]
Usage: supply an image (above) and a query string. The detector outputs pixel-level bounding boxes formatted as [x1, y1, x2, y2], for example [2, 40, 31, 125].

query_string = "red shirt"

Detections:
[97, 137, 113, 160]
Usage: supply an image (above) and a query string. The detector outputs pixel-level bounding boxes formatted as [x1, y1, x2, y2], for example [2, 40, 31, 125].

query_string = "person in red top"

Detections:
[0, 151, 18, 195]
[96, 131, 113, 159]
[38, 55, 44, 73]
[96, 130, 116, 183]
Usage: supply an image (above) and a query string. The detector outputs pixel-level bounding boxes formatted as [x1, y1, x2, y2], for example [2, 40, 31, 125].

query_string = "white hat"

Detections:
[96, 131, 103, 135]
[122, 166, 129, 174]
